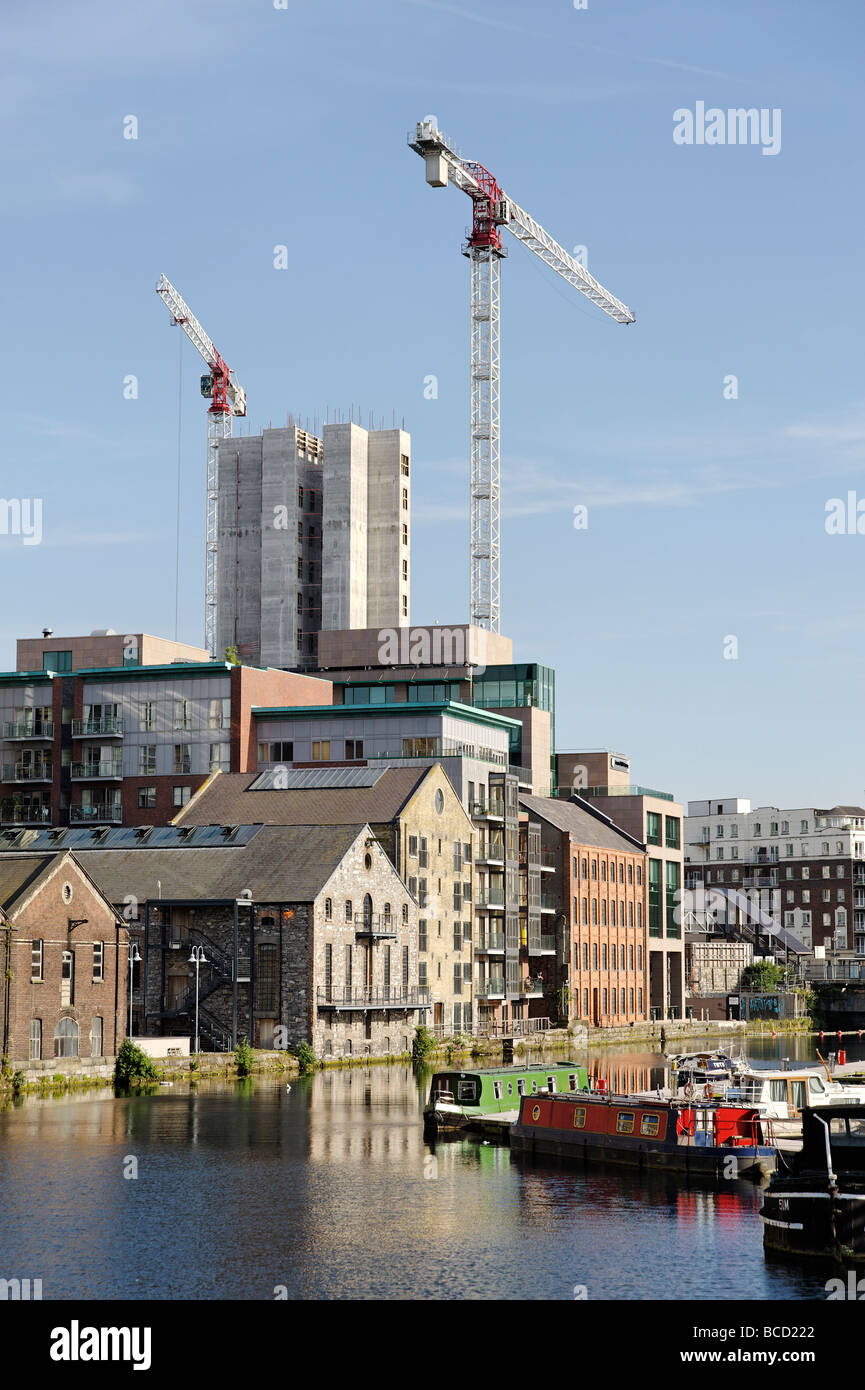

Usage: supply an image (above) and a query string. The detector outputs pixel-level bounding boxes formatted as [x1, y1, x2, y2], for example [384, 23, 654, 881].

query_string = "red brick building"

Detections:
[0, 851, 128, 1067]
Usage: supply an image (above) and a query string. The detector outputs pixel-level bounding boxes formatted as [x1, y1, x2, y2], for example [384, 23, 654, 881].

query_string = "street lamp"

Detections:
[128, 942, 141, 1038]
[189, 945, 207, 1054]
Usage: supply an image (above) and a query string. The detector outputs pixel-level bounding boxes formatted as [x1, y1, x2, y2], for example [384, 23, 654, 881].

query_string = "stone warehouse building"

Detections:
[21, 821, 425, 1059]
[174, 763, 476, 1034]
[0, 850, 129, 1068]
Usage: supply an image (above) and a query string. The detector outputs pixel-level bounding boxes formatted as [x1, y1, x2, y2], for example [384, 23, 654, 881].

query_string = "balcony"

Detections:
[1, 763, 53, 783]
[69, 803, 123, 823]
[520, 976, 545, 996]
[353, 914, 397, 940]
[475, 976, 505, 999]
[71, 760, 123, 780]
[71, 717, 123, 738]
[477, 840, 505, 865]
[577, 784, 674, 802]
[519, 846, 557, 871]
[539, 896, 558, 914]
[476, 932, 505, 953]
[527, 934, 557, 955]
[0, 805, 52, 825]
[476, 891, 505, 910]
[2, 721, 53, 740]
[471, 800, 505, 820]
[316, 987, 430, 1011]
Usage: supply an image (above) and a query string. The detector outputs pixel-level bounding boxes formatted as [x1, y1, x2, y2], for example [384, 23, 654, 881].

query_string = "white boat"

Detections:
[717, 1066, 865, 1133]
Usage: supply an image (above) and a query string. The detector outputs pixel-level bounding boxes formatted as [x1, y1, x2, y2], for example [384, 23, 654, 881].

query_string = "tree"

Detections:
[742, 961, 785, 992]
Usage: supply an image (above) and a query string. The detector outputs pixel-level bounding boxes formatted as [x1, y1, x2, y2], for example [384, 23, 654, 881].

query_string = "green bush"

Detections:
[742, 961, 785, 992]
[114, 1039, 159, 1085]
[235, 1038, 255, 1076]
[411, 1025, 436, 1064]
[292, 1041, 316, 1074]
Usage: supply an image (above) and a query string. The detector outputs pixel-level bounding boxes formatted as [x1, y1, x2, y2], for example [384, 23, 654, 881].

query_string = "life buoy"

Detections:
[703, 1083, 713, 1100]
[683, 1082, 695, 1099]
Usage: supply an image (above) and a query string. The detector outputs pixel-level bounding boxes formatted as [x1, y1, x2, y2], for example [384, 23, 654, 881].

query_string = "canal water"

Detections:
[0, 1035, 860, 1301]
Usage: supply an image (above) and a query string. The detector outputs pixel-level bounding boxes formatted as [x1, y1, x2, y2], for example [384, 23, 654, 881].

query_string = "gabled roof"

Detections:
[519, 794, 646, 853]
[173, 766, 435, 829]
[0, 853, 64, 914]
[74, 823, 369, 904]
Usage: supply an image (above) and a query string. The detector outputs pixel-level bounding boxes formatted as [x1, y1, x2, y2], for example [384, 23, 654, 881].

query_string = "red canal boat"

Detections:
[510, 1090, 777, 1180]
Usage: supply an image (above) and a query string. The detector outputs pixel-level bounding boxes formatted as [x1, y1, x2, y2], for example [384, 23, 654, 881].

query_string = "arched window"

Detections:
[325, 898, 332, 921]
[362, 893, 373, 925]
[345, 899, 353, 923]
[90, 1017, 103, 1057]
[54, 1017, 79, 1058]
[61, 950, 74, 1007]
[383, 902, 392, 924]
[29, 1018, 42, 1061]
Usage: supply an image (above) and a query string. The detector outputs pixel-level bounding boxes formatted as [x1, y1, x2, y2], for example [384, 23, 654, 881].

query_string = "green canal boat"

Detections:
[423, 1062, 590, 1135]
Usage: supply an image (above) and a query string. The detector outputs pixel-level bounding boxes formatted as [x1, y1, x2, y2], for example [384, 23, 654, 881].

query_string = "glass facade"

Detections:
[649, 859, 662, 937]
[665, 861, 681, 938]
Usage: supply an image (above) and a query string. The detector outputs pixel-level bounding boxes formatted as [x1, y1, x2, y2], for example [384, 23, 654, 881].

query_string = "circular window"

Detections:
[435, 789, 444, 814]
[532, 1104, 541, 1121]
[61, 882, 73, 904]
[364, 853, 372, 871]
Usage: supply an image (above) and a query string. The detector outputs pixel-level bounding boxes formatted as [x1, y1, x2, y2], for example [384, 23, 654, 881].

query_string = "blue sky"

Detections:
[2, 0, 863, 808]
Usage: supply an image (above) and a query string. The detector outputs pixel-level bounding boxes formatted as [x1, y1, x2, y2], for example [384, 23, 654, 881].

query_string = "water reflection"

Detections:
[0, 1039, 855, 1301]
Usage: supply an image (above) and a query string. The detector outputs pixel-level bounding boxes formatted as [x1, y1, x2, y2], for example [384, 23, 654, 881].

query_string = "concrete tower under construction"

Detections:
[216, 421, 411, 670]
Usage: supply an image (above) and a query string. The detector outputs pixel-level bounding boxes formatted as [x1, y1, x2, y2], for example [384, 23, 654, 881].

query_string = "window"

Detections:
[173, 786, 191, 807]
[640, 1114, 660, 1137]
[402, 524, 408, 545]
[43, 649, 72, 672]
[312, 741, 331, 761]
[90, 1017, 103, 1057]
[646, 812, 662, 846]
[54, 1017, 79, 1058]
[31, 938, 43, 982]
[665, 817, 680, 849]
[602, 944, 608, 969]
[402, 559, 408, 582]
[173, 699, 193, 731]
[801, 819, 809, 833]
[271, 741, 294, 762]
[174, 744, 191, 774]
[345, 899, 353, 923]
[401, 454, 410, 476]
[591, 899, 598, 925]
[61, 950, 74, 1006]
[601, 861, 607, 883]
[591, 859, 597, 880]
[753, 823, 761, 836]
[324, 897, 332, 921]
[345, 739, 363, 760]
[136, 786, 156, 809]
[582, 942, 588, 970]
[418, 918, 427, 952]
[616, 1112, 635, 1134]
[208, 697, 231, 730]
[581, 897, 588, 925]
[139, 701, 155, 732]
[402, 903, 408, 924]
[627, 863, 633, 885]
[209, 743, 230, 772]
[256, 944, 278, 1012]
[92, 941, 104, 982]
[401, 487, 408, 511]
[29, 1018, 42, 1060]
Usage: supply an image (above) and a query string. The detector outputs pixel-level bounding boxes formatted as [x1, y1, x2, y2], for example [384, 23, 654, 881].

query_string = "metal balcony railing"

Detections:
[476, 892, 505, 909]
[353, 914, 397, 939]
[471, 800, 505, 819]
[1, 764, 53, 782]
[316, 987, 429, 1009]
[0, 804, 52, 825]
[475, 976, 505, 997]
[71, 717, 123, 737]
[2, 721, 54, 740]
[68, 803, 122, 823]
[520, 976, 545, 995]
[71, 761, 123, 780]
[527, 934, 556, 954]
[477, 932, 505, 951]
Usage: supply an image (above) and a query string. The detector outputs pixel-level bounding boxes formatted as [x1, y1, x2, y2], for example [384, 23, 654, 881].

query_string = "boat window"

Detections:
[615, 1112, 635, 1134]
[457, 1080, 476, 1102]
[640, 1114, 660, 1137]
[568, 1073, 578, 1091]
[547, 1077, 556, 1092]
[572, 1106, 586, 1130]
[507, 1082, 513, 1096]
[809, 1077, 825, 1094]
[493, 1081, 503, 1100]
[770, 1080, 788, 1103]
[531, 1079, 538, 1094]
[830, 1116, 865, 1138]
[789, 1081, 806, 1112]
[517, 1079, 526, 1096]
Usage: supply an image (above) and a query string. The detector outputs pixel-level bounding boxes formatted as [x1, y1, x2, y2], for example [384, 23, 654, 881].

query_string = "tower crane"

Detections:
[408, 119, 635, 633]
[155, 274, 247, 657]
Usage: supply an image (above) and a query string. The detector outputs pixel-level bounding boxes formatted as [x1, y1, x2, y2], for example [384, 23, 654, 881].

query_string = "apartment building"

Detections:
[685, 797, 865, 956]
[519, 795, 649, 1028]
[216, 422, 411, 671]
[556, 751, 685, 1020]
[0, 633, 332, 829]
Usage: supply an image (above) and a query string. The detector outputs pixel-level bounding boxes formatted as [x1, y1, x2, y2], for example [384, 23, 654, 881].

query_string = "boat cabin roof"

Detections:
[432, 1062, 585, 1079]
[801, 1105, 865, 1172]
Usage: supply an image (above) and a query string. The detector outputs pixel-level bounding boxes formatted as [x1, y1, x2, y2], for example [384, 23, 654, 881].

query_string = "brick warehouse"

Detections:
[28, 822, 426, 1058]
[0, 851, 129, 1067]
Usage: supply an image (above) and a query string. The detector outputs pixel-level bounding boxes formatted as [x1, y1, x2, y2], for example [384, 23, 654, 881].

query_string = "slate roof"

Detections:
[174, 766, 432, 828]
[0, 853, 63, 914]
[519, 794, 645, 853]
[73, 823, 369, 905]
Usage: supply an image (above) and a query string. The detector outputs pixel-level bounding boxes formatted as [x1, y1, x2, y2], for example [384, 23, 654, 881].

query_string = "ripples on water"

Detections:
[0, 1035, 857, 1300]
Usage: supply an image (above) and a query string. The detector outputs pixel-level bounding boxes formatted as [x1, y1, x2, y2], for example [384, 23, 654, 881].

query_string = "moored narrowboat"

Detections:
[423, 1063, 590, 1135]
[761, 1105, 865, 1263]
[510, 1090, 777, 1180]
